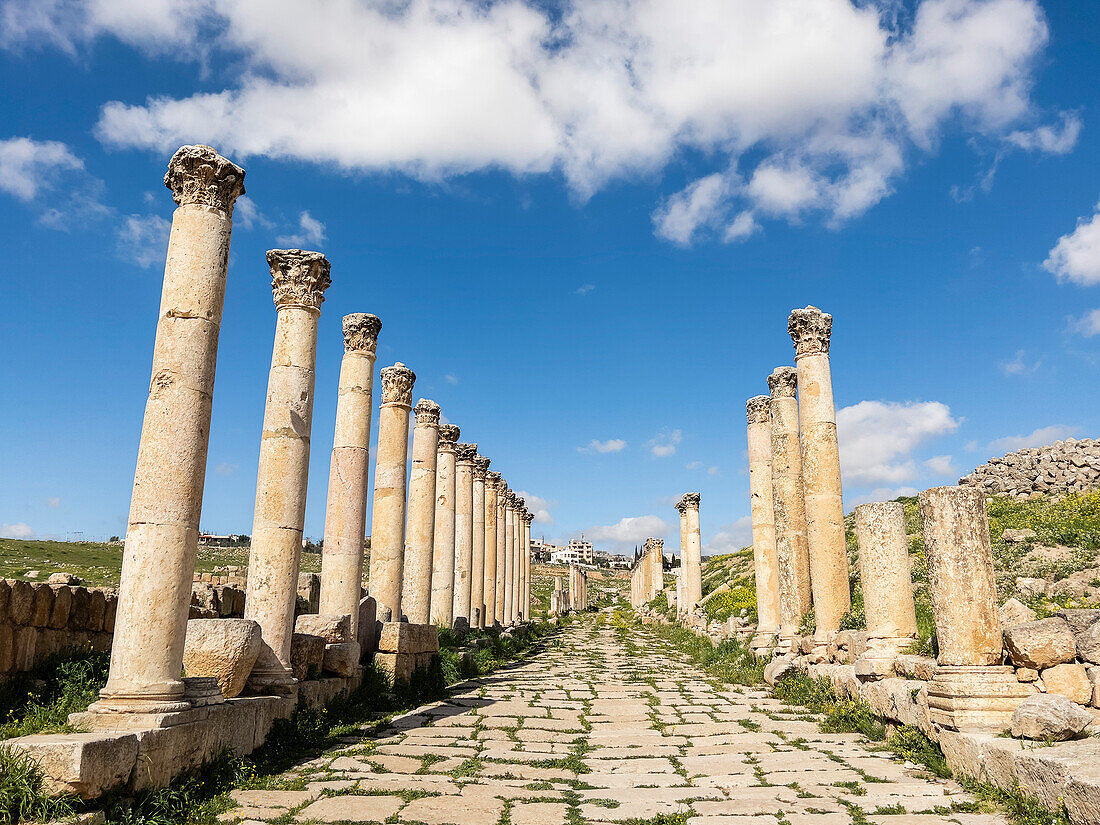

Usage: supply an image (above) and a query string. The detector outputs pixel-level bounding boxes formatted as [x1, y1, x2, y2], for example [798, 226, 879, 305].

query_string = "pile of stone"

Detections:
[959, 438, 1100, 498]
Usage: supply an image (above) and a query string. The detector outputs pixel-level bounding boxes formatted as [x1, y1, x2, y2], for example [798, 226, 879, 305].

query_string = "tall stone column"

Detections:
[400, 399, 441, 623]
[511, 499, 524, 622]
[789, 307, 851, 645]
[495, 485, 509, 624]
[677, 493, 702, 613]
[853, 501, 918, 679]
[484, 471, 501, 627]
[471, 455, 490, 627]
[245, 250, 331, 692]
[367, 363, 416, 622]
[769, 367, 812, 652]
[650, 539, 664, 601]
[675, 508, 688, 617]
[920, 486, 1031, 729]
[502, 491, 516, 624]
[524, 513, 533, 621]
[429, 425, 460, 626]
[319, 314, 381, 641]
[452, 443, 477, 626]
[93, 146, 244, 716]
[746, 396, 781, 652]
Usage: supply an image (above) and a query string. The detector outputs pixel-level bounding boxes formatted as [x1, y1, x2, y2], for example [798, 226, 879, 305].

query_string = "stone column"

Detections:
[920, 486, 1031, 729]
[452, 443, 477, 626]
[429, 425, 460, 627]
[495, 485, 509, 624]
[502, 491, 516, 624]
[93, 146, 244, 716]
[511, 499, 524, 622]
[367, 363, 416, 622]
[524, 513, 533, 621]
[400, 399, 441, 623]
[319, 314, 381, 641]
[245, 249, 332, 692]
[678, 494, 702, 613]
[484, 471, 501, 627]
[746, 396, 781, 653]
[852, 502, 918, 679]
[789, 307, 851, 646]
[769, 367, 812, 652]
[650, 539, 664, 601]
[471, 455, 490, 627]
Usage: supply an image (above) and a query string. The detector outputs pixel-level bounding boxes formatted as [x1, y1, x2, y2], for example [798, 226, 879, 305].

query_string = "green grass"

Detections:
[0, 645, 110, 739]
[0, 748, 78, 825]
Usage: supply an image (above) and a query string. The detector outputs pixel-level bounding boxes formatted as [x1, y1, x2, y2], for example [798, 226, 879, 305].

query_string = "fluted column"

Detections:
[429, 425, 460, 626]
[94, 146, 244, 715]
[495, 485, 509, 624]
[319, 314, 381, 640]
[769, 367, 812, 651]
[502, 491, 516, 624]
[367, 363, 416, 622]
[471, 455, 490, 627]
[400, 399, 440, 623]
[678, 493, 702, 612]
[746, 396, 780, 652]
[452, 443, 477, 626]
[789, 307, 850, 644]
[484, 471, 501, 627]
[245, 249, 331, 691]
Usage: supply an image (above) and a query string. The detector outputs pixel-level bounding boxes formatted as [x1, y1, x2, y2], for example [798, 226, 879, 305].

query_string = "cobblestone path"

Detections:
[224, 616, 1006, 825]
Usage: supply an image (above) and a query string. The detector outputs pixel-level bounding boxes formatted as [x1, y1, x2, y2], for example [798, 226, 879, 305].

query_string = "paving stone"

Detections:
[511, 802, 570, 825]
[297, 794, 403, 822]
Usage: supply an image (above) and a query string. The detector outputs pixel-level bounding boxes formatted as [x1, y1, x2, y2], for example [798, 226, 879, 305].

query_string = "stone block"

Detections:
[999, 597, 1037, 629]
[0, 623, 13, 672]
[1004, 618, 1077, 669]
[4, 732, 138, 798]
[103, 594, 117, 633]
[87, 589, 106, 632]
[0, 578, 10, 621]
[377, 621, 439, 655]
[322, 642, 360, 677]
[10, 579, 34, 624]
[295, 613, 352, 644]
[894, 654, 938, 681]
[49, 585, 72, 629]
[69, 588, 90, 630]
[928, 665, 1035, 731]
[375, 651, 416, 684]
[13, 624, 36, 670]
[183, 618, 263, 698]
[1042, 663, 1093, 704]
[297, 573, 320, 614]
[1012, 693, 1093, 740]
[48, 572, 81, 585]
[1056, 609, 1100, 637]
[31, 584, 54, 627]
[290, 633, 325, 681]
[358, 595, 377, 658]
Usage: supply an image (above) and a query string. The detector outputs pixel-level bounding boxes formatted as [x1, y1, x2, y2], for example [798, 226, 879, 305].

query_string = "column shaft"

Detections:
[452, 443, 476, 625]
[429, 425, 459, 626]
[495, 491, 508, 624]
[746, 397, 781, 647]
[503, 502, 515, 623]
[400, 399, 440, 623]
[678, 494, 702, 611]
[471, 457, 489, 627]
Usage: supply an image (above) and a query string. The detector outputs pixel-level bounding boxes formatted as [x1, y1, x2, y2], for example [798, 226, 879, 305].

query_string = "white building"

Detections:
[566, 538, 594, 564]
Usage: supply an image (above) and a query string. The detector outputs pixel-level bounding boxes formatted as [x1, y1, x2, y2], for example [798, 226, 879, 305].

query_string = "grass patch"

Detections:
[0, 645, 110, 739]
[0, 748, 78, 825]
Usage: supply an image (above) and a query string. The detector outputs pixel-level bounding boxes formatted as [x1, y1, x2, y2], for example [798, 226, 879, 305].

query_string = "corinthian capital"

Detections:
[767, 367, 797, 398]
[437, 423, 460, 447]
[486, 471, 502, 491]
[343, 313, 381, 354]
[267, 249, 331, 312]
[514, 497, 525, 513]
[164, 145, 245, 212]
[677, 492, 700, 512]
[524, 512, 534, 525]
[788, 306, 832, 357]
[455, 442, 478, 464]
[472, 455, 491, 479]
[380, 362, 416, 407]
[502, 490, 516, 506]
[746, 395, 770, 425]
[414, 398, 441, 427]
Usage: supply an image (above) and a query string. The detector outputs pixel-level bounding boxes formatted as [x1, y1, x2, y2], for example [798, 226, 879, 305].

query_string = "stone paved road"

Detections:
[223, 616, 1007, 825]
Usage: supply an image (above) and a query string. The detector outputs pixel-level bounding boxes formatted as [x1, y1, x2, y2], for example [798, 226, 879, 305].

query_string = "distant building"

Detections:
[565, 538, 594, 564]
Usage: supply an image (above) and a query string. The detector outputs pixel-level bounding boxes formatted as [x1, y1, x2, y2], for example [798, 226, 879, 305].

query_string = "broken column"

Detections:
[678, 493, 702, 613]
[452, 442, 477, 626]
[789, 307, 851, 647]
[746, 395, 781, 653]
[93, 145, 245, 716]
[471, 455, 490, 627]
[769, 366, 812, 653]
[245, 249, 332, 692]
[319, 314, 380, 641]
[367, 362, 416, 623]
[400, 399, 441, 624]
[920, 486, 1032, 729]
[429, 424, 460, 627]
[484, 471, 501, 627]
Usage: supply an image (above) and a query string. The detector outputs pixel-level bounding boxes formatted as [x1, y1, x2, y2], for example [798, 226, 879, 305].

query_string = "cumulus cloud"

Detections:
[0, 136, 82, 200]
[214, 462, 237, 476]
[924, 455, 956, 476]
[515, 490, 554, 525]
[579, 438, 626, 454]
[586, 515, 668, 549]
[233, 195, 273, 230]
[276, 210, 326, 248]
[837, 400, 960, 484]
[848, 486, 920, 507]
[648, 428, 682, 458]
[1070, 308, 1100, 338]
[2, 522, 33, 539]
[988, 425, 1079, 453]
[1044, 200, 1100, 286]
[703, 516, 753, 555]
[116, 213, 171, 268]
[1000, 349, 1040, 376]
[574, 283, 595, 295]
[3, 0, 1063, 244]
[445, 374, 459, 385]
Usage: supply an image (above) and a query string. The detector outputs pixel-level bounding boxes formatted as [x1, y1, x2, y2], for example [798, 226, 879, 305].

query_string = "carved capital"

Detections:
[414, 398, 441, 427]
[380, 362, 416, 407]
[788, 305, 832, 357]
[677, 492, 701, 512]
[746, 395, 770, 425]
[514, 497, 525, 513]
[437, 423, 460, 447]
[486, 470, 502, 490]
[164, 145, 245, 212]
[455, 442, 478, 464]
[502, 490, 516, 506]
[472, 455, 491, 479]
[767, 367, 797, 399]
[343, 313, 381, 354]
[267, 249, 331, 312]
[524, 512, 534, 525]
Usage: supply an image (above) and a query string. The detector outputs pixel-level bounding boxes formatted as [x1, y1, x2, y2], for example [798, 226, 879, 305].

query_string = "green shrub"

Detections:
[886, 726, 950, 778]
[703, 585, 757, 624]
[772, 673, 836, 713]
[821, 700, 885, 741]
[838, 586, 865, 631]
[0, 645, 110, 738]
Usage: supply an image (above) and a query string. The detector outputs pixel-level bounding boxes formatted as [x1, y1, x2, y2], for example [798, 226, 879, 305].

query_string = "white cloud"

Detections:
[848, 486, 920, 508]
[703, 516, 753, 556]
[648, 428, 682, 458]
[723, 211, 759, 243]
[1006, 111, 1082, 155]
[214, 462, 237, 476]
[2, 522, 34, 539]
[837, 400, 960, 484]
[0, 136, 82, 201]
[707, 466, 719, 476]
[1070, 308, 1100, 338]
[586, 515, 668, 550]
[276, 210, 326, 248]
[574, 283, 595, 295]
[684, 461, 701, 470]
[515, 490, 554, 525]
[45, 497, 60, 508]
[923, 455, 956, 476]
[579, 438, 626, 454]
[6, 0, 1060, 245]
[233, 195, 273, 230]
[117, 213, 171, 268]
[1000, 349, 1040, 376]
[988, 425, 1079, 453]
[445, 374, 459, 385]
[1044, 200, 1100, 286]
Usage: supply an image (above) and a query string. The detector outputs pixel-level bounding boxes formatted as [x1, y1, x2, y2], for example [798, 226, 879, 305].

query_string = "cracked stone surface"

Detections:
[219, 616, 1008, 825]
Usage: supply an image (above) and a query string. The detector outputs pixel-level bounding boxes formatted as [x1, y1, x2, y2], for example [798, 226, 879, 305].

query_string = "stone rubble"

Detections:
[960, 438, 1100, 498]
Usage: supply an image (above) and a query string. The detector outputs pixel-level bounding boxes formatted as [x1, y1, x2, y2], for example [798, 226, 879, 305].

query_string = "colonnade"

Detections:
[629, 538, 665, 609]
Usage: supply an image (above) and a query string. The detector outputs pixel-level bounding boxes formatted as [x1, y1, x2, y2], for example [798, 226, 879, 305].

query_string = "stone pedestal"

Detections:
[789, 307, 851, 647]
[401, 400, 440, 624]
[768, 367, 812, 653]
[367, 363, 416, 623]
[375, 622, 440, 684]
[452, 443, 477, 626]
[677, 494, 702, 613]
[502, 491, 516, 624]
[746, 396, 781, 653]
[484, 472, 501, 627]
[471, 456, 490, 627]
[429, 424, 459, 627]
[93, 146, 244, 717]
[245, 249, 331, 693]
[319, 314, 380, 641]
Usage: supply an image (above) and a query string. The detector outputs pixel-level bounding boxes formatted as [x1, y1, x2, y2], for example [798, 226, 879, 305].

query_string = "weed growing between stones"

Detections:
[0, 747, 78, 824]
[0, 646, 110, 739]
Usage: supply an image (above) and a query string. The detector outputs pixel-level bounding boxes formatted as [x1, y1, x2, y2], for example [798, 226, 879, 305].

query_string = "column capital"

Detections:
[343, 313, 381, 354]
[676, 492, 701, 513]
[746, 395, 771, 424]
[413, 398, 441, 427]
[767, 366, 797, 398]
[502, 490, 516, 506]
[164, 144, 245, 212]
[472, 455, 491, 479]
[267, 249, 331, 312]
[514, 497, 525, 512]
[788, 305, 832, 357]
[438, 423, 460, 448]
[485, 470, 502, 489]
[380, 362, 416, 407]
[524, 512, 534, 525]
[455, 442, 478, 464]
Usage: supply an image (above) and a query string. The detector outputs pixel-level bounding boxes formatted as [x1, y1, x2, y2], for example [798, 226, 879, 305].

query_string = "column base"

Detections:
[88, 678, 191, 717]
[246, 665, 298, 696]
[927, 665, 1035, 731]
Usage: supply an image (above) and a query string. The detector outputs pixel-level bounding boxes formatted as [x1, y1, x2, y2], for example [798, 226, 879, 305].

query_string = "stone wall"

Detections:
[0, 579, 116, 675]
[960, 438, 1100, 498]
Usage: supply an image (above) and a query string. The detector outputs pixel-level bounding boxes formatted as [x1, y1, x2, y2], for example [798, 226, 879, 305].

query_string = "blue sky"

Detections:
[2, 0, 1099, 556]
